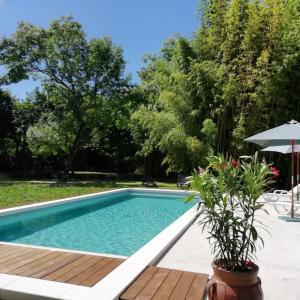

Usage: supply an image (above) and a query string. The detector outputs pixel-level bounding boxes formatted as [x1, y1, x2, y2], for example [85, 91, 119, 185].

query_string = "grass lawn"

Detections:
[0, 180, 178, 209]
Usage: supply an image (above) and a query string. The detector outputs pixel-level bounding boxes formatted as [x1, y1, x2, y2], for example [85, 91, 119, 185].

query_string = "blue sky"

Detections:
[0, 0, 199, 99]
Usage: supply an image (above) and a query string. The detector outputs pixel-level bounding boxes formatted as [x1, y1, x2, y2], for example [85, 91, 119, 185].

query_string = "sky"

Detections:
[0, 0, 199, 99]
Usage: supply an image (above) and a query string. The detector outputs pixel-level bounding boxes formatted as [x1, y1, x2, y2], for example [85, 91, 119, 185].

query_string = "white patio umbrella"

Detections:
[245, 120, 300, 218]
[261, 145, 300, 154]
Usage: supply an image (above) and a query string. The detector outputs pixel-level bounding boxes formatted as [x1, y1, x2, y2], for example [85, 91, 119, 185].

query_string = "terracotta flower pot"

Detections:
[207, 260, 263, 300]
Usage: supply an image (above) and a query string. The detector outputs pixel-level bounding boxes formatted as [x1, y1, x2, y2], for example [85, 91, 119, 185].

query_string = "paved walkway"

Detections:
[158, 205, 300, 300]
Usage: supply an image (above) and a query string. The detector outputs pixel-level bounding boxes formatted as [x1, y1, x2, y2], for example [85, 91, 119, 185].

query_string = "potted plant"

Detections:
[187, 153, 276, 300]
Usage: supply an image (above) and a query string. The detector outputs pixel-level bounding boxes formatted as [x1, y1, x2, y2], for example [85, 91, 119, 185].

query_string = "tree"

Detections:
[0, 17, 129, 179]
[26, 114, 74, 158]
[0, 89, 15, 155]
[13, 97, 42, 169]
[132, 37, 217, 173]
[0, 90, 15, 141]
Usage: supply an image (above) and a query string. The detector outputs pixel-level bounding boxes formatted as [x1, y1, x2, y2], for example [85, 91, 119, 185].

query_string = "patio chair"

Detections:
[263, 190, 292, 202]
[272, 201, 300, 215]
[176, 174, 190, 189]
[141, 176, 158, 187]
[264, 187, 300, 215]
[263, 184, 300, 203]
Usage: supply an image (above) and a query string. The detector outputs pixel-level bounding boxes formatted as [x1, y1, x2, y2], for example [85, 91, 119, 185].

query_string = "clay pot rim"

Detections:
[212, 259, 259, 274]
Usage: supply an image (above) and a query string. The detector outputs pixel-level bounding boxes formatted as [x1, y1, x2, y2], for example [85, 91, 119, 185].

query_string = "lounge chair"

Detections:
[263, 190, 293, 203]
[176, 174, 190, 189]
[263, 183, 300, 202]
[272, 201, 300, 215]
[262, 186, 300, 215]
[142, 176, 158, 187]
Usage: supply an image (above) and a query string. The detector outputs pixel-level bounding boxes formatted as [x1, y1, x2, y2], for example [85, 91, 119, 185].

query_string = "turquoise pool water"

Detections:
[0, 191, 193, 256]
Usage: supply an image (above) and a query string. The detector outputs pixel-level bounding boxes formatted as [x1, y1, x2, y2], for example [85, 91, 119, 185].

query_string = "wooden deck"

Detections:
[0, 244, 208, 299]
[0, 244, 124, 287]
[120, 266, 208, 300]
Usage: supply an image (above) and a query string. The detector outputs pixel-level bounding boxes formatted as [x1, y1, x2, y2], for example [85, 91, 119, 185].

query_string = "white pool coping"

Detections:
[0, 188, 198, 300]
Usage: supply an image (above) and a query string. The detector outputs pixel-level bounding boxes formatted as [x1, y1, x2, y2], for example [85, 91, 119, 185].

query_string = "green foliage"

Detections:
[1, 1, 300, 176]
[132, 0, 300, 174]
[231, 113, 246, 155]
[187, 153, 273, 271]
[132, 37, 217, 172]
[0, 17, 129, 175]
[0, 90, 15, 153]
[201, 118, 218, 149]
[26, 114, 74, 157]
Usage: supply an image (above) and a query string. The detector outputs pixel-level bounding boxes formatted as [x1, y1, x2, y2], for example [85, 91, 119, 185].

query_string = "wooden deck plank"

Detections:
[120, 267, 209, 300]
[120, 266, 158, 300]
[0, 249, 52, 273]
[32, 253, 82, 279]
[77, 257, 115, 286]
[0, 248, 40, 267]
[43, 255, 90, 281]
[0, 244, 20, 252]
[185, 274, 209, 300]
[0, 246, 35, 263]
[11, 252, 62, 276]
[0, 246, 14, 257]
[135, 268, 170, 300]
[169, 271, 196, 300]
[0, 245, 25, 257]
[0, 248, 42, 264]
[80, 258, 123, 287]
[54, 256, 102, 283]
[151, 269, 183, 300]
[68, 257, 112, 285]
[15, 252, 66, 277]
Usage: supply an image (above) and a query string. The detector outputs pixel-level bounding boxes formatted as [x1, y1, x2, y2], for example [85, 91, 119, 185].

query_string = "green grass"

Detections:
[0, 180, 178, 209]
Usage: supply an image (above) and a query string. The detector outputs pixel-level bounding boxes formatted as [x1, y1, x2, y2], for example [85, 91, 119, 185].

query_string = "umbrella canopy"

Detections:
[245, 120, 300, 147]
[261, 145, 300, 154]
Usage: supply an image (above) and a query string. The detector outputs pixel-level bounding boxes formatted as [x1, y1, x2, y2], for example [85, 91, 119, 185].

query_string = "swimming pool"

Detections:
[0, 190, 194, 256]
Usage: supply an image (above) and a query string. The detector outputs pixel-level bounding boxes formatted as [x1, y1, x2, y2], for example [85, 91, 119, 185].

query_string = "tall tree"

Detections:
[132, 37, 218, 173]
[13, 97, 41, 169]
[0, 17, 129, 179]
[0, 89, 15, 154]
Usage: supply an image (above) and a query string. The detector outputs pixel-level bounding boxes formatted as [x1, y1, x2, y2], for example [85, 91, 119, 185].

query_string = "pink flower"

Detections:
[270, 166, 280, 177]
[231, 159, 238, 168]
[244, 259, 255, 268]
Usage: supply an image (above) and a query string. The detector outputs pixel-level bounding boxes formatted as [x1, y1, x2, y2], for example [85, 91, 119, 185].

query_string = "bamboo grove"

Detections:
[132, 0, 300, 173]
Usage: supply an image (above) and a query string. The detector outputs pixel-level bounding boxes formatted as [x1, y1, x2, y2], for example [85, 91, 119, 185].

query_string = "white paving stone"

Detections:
[0, 276, 75, 300]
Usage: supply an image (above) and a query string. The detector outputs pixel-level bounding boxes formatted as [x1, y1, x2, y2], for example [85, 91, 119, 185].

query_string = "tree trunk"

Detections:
[14, 135, 21, 169]
[62, 146, 80, 182]
[61, 125, 91, 182]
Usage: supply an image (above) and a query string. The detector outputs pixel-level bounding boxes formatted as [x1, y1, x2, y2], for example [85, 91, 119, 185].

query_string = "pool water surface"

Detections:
[0, 191, 194, 256]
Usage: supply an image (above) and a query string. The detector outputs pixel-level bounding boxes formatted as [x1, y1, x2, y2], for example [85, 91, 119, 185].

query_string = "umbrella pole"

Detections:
[297, 152, 299, 203]
[291, 140, 295, 218]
